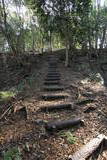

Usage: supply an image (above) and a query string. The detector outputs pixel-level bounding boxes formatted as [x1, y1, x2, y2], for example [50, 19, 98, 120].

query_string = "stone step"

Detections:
[47, 72, 60, 75]
[47, 74, 60, 77]
[48, 70, 58, 73]
[47, 73, 59, 76]
[48, 64, 57, 66]
[47, 57, 58, 60]
[40, 103, 73, 112]
[48, 68, 58, 70]
[48, 62, 57, 65]
[48, 67, 58, 69]
[45, 77, 60, 81]
[48, 67, 57, 69]
[45, 74, 60, 79]
[44, 81, 60, 85]
[47, 61, 58, 63]
[43, 85, 64, 91]
[47, 71, 60, 74]
[48, 60, 57, 62]
[47, 73, 60, 76]
[41, 94, 68, 101]
[48, 56, 57, 58]
[46, 75, 60, 78]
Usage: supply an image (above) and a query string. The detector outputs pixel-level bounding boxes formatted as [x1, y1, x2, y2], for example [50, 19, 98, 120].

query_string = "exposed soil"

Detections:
[0, 52, 107, 160]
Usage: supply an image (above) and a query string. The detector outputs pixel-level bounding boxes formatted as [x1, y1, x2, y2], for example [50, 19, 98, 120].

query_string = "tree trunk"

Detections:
[1, 0, 17, 55]
[65, 42, 69, 67]
[100, 26, 107, 50]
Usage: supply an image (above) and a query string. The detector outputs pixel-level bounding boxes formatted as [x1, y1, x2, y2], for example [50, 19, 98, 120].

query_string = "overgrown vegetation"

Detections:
[1, 0, 107, 159]
[1, 0, 107, 65]
[59, 131, 77, 144]
[3, 147, 22, 160]
[0, 91, 15, 102]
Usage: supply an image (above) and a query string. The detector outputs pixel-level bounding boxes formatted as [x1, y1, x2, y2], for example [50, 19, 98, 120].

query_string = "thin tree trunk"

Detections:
[65, 42, 69, 67]
[49, 31, 52, 52]
[1, 0, 17, 55]
[100, 26, 107, 50]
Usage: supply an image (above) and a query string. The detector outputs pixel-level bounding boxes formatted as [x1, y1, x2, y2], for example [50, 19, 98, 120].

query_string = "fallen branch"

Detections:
[40, 103, 73, 112]
[45, 118, 83, 132]
[76, 98, 95, 105]
[0, 106, 12, 120]
[71, 134, 107, 160]
[84, 106, 96, 113]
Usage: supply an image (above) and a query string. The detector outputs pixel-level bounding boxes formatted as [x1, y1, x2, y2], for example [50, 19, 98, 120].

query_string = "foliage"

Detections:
[3, 147, 22, 160]
[0, 91, 15, 102]
[89, 72, 104, 83]
[1, 0, 107, 58]
[59, 131, 77, 144]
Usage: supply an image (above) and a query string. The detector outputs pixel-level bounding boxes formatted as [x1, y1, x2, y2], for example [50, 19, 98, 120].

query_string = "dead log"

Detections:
[47, 72, 60, 75]
[48, 70, 59, 73]
[41, 94, 68, 101]
[46, 75, 60, 78]
[43, 86, 64, 91]
[40, 103, 73, 112]
[71, 134, 107, 160]
[48, 66, 57, 69]
[46, 76, 60, 80]
[45, 77, 60, 81]
[45, 118, 83, 132]
[48, 63, 57, 66]
[44, 81, 60, 85]
[47, 74, 60, 77]
[76, 99, 94, 105]
[84, 106, 96, 113]
[48, 65, 57, 67]
[0, 106, 12, 120]
[47, 73, 60, 76]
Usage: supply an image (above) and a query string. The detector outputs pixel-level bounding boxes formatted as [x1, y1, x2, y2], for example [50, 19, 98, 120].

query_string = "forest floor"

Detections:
[0, 52, 107, 160]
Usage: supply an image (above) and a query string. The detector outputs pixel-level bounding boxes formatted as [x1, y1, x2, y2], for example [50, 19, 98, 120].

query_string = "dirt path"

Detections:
[0, 54, 107, 160]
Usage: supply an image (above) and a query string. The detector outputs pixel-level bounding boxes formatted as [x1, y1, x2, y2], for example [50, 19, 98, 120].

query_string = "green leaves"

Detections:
[3, 147, 22, 160]
[59, 131, 77, 144]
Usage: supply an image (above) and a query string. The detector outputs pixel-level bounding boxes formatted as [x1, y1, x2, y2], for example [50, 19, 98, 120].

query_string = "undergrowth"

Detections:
[0, 71, 37, 103]
[0, 91, 15, 102]
[3, 147, 22, 160]
[59, 131, 77, 144]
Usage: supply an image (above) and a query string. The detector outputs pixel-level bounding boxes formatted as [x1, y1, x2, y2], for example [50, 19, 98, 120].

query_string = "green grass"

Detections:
[59, 131, 77, 144]
[3, 147, 22, 160]
[0, 91, 16, 102]
[16, 72, 37, 92]
[0, 72, 37, 103]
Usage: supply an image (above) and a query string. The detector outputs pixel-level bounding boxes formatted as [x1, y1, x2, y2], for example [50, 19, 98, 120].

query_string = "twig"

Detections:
[0, 106, 12, 120]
